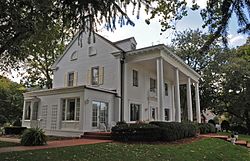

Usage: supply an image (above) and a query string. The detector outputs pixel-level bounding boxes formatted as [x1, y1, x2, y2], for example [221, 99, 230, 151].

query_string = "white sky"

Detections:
[6, 1, 249, 83]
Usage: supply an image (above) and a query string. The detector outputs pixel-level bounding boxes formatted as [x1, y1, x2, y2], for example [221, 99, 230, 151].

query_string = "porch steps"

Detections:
[83, 132, 112, 140]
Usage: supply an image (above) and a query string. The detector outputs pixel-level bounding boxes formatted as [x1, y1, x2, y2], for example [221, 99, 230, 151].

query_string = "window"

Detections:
[68, 72, 74, 86]
[24, 102, 31, 120]
[62, 98, 80, 121]
[150, 78, 156, 92]
[91, 66, 99, 85]
[32, 102, 38, 120]
[164, 109, 170, 121]
[70, 51, 77, 60]
[130, 103, 140, 121]
[88, 46, 97, 56]
[92, 101, 108, 127]
[132, 70, 138, 87]
[165, 83, 168, 96]
[151, 107, 156, 120]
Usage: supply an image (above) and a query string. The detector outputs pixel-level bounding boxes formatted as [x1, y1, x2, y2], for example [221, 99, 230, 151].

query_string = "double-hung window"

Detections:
[133, 70, 138, 87]
[150, 78, 156, 92]
[68, 72, 74, 86]
[130, 103, 141, 121]
[164, 108, 170, 121]
[62, 98, 80, 121]
[91, 67, 99, 85]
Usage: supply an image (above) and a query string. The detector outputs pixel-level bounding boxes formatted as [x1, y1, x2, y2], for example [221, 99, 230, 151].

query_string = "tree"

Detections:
[171, 29, 223, 120]
[20, 23, 66, 89]
[1, 0, 249, 71]
[0, 76, 25, 125]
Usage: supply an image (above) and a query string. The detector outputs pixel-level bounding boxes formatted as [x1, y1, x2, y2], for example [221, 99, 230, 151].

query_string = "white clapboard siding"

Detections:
[87, 69, 91, 85]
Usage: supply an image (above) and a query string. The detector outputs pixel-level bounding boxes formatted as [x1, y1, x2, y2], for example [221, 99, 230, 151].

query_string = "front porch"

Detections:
[123, 44, 201, 123]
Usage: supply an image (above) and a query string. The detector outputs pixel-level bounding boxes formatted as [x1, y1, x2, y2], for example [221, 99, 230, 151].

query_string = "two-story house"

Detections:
[22, 32, 201, 137]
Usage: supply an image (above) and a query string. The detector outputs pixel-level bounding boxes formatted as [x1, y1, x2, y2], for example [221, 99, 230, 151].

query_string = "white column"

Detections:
[157, 58, 165, 121]
[195, 82, 201, 123]
[22, 101, 26, 125]
[175, 68, 181, 122]
[30, 101, 34, 121]
[123, 62, 128, 121]
[187, 77, 193, 121]
[171, 85, 175, 121]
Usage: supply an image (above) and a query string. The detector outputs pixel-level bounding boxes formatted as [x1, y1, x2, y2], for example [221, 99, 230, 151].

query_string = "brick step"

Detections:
[84, 132, 111, 136]
[83, 135, 111, 140]
[83, 132, 112, 140]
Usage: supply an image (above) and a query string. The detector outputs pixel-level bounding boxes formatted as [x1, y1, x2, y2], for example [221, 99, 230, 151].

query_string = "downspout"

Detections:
[120, 52, 125, 121]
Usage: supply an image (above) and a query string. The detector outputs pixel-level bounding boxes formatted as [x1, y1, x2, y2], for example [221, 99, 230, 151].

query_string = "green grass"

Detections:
[218, 132, 250, 142]
[0, 138, 249, 161]
[0, 141, 19, 148]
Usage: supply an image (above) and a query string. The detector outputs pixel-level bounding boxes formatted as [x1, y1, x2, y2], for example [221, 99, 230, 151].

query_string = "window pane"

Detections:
[130, 104, 140, 121]
[25, 102, 31, 120]
[62, 99, 66, 121]
[68, 72, 74, 86]
[164, 109, 169, 121]
[151, 107, 155, 120]
[75, 98, 80, 121]
[92, 67, 99, 85]
[32, 102, 38, 120]
[66, 99, 75, 120]
[92, 101, 99, 127]
[150, 78, 156, 92]
[165, 83, 168, 96]
[133, 70, 138, 87]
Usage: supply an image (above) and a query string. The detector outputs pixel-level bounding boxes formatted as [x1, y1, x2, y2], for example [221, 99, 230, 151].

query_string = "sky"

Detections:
[7, 0, 249, 83]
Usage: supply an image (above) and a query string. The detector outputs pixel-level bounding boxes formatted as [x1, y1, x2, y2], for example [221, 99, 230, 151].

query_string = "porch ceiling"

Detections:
[130, 59, 189, 84]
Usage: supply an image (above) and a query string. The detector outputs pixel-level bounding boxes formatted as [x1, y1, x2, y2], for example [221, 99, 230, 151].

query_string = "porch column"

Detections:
[195, 82, 201, 123]
[171, 85, 175, 121]
[22, 101, 26, 125]
[123, 62, 128, 121]
[156, 58, 165, 121]
[187, 77, 193, 121]
[175, 68, 181, 122]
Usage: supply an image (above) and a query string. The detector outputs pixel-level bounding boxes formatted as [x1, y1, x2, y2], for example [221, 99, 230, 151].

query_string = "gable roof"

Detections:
[51, 32, 123, 69]
[114, 37, 137, 45]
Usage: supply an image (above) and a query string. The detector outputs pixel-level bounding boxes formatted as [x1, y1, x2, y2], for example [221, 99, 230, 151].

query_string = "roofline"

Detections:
[52, 31, 124, 69]
[23, 85, 117, 97]
[126, 44, 201, 78]
[114, 37, 137, 45]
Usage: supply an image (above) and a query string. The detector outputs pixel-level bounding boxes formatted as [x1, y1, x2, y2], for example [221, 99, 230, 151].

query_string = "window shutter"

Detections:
[99, 66, 104, 85]
[87, 69, 91, 85]
[74, 71, 78, 86]
[64, 73, 67, 87]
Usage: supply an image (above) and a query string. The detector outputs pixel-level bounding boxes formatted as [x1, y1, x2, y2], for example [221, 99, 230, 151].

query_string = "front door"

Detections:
[92, 101, 108, 129]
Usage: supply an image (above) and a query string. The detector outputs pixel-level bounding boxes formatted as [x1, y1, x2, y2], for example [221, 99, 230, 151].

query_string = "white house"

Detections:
[22, 32, 201, 137]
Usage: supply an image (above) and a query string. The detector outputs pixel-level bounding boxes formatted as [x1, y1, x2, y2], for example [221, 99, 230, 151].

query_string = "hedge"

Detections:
[198, 123, 216, 134]
[230, 125, 248, 134]
[111, 123, 161, 142]
[150, 122, 197, 141]
[4, 126, 27, 135]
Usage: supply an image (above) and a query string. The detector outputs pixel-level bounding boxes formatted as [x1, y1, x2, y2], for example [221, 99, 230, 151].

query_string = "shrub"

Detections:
[221, 120, 230, 132]
[4, 126, 27, 135]
[208, 119, 216, 126]
[21, 128, 47, 146]
[111, 123, 161, 142]
[116, 121, 127, 126]
[198, 123, 216, 134]
[12, 118, 22, 126]
[149, 122, 197, 141]
[230, 125, 248, 134]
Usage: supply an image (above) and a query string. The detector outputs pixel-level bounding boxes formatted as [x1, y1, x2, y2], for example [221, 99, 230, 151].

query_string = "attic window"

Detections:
[88, 46, 97, 56]
[71, 51, 78, 61]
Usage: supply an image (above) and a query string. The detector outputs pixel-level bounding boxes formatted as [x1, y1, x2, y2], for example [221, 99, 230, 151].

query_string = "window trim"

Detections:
[67, 72, 74, 87]
[70, 51, 78, 61]
[62, 98, 80, 122]
[132, 70, 138, 87]
[91, 66, 99, 85]
[130, 103, 141, 121]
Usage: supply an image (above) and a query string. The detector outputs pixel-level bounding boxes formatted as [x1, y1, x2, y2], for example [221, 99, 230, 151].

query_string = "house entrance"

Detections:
[92, 101, 108, 129]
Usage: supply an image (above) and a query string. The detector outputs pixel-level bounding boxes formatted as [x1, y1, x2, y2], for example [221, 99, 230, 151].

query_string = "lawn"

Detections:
[0, 141, 19, 148]
[218, 132, 250, 142]
[0, 138, 249, 161]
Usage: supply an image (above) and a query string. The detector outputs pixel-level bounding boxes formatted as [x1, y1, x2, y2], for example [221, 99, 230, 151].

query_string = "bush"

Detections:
[4, 126, 27, 135]
[230, 125, 248, 134]
[111, 123, 161, 142]
[149, 122, 197, 141]
[13, 118, 22, 126]
[208, 119, 216, 126]
[21, 128, 47, 146]
[221, 120, 230, 132]
[198, 123, 216, 134]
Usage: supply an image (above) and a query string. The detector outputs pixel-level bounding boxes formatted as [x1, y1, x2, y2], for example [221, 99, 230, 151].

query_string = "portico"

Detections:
[124, 44, 201, 123]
